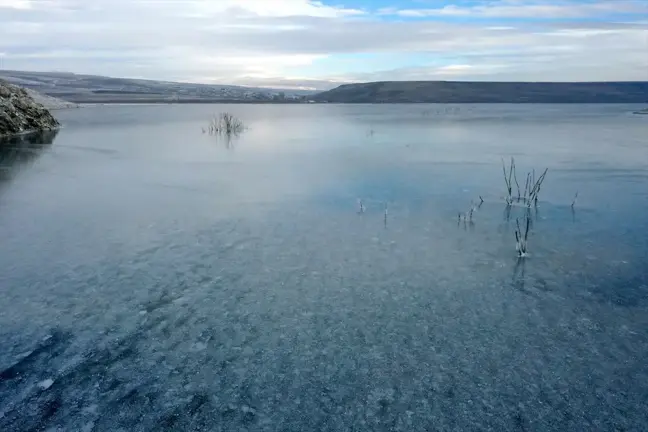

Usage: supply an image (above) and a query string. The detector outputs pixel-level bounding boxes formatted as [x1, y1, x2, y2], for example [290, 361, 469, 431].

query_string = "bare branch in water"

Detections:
[571, 191, 579, 208]
[508, 157, 514, 199]
[515, 218, 522, 255]
[530, 168, 548, 197]
[502, 157, 521, 204]
[528, 168, 548, 207]
[384, 202, 388, 227]
[513, 159, 521, 200]
[502, 158, 512, 203]
[514, 214, 532, 257]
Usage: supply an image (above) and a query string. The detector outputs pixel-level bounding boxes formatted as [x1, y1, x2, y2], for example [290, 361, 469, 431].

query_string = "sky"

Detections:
[0, 0, 647, 89]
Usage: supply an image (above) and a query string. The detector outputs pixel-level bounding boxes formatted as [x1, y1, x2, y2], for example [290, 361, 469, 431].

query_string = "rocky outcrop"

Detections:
[0, 80, 60, 137]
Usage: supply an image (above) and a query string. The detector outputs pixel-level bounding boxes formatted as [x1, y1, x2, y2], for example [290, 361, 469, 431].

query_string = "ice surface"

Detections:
[1, 103, 647, 431]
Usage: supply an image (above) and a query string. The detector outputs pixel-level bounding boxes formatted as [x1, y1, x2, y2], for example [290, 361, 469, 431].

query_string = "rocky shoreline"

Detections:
[0, 80, 61, 138]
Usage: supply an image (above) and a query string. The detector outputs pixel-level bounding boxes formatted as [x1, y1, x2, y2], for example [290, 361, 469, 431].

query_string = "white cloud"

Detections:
[396, 0, 647, 18]
[437, 65, 474, 73]
[0, 0, 646, 88]
[0, 0, 31, 8]
[181, 0, 363, 18]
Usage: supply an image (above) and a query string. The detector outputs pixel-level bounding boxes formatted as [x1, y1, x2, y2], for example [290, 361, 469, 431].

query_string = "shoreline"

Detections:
[66, 99, 305, 105]
[67, 100, 648, 105]
[0, 127, 60, 140]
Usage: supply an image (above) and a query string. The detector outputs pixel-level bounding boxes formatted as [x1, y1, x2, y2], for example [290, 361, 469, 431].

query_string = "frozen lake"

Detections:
[1, 103, 647, 431]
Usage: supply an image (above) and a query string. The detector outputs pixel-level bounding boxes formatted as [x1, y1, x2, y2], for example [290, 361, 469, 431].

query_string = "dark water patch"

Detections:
[0, 130, 58, 185]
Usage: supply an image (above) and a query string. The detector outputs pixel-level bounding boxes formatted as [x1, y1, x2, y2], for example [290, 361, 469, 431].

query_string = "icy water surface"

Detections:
[1, 104, 647, 431]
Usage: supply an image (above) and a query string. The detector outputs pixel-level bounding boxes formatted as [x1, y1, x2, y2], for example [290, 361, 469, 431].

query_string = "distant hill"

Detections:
[311, 81, 648, 103]
[0, 70, 315, 103]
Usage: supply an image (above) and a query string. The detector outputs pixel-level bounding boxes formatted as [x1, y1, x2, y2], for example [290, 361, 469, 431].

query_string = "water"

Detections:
[1, 104, 647, 431]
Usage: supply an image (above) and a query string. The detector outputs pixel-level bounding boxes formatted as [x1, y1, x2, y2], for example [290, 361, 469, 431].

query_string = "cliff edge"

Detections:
[0, 80, 60, 137]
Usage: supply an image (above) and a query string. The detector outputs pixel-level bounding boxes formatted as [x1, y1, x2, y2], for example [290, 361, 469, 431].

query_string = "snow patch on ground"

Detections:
[24, 88, 79, 110]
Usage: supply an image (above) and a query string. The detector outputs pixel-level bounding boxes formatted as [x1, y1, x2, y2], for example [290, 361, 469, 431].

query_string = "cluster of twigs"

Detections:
[458, 157, 580, 259]
[458, 196, 483, 225]
[499, 157, 546, 258]
[356, 157, 577, 261]
[490, 159, 539, 257]
[204, 113, 245, 136]
[501, 157, 548, 208]
[501, 157, 579, 259]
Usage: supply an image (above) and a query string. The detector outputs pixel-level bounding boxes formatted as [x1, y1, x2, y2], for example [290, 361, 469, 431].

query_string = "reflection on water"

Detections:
[0, 104, 647, 431]
[0, 130, 59, 184]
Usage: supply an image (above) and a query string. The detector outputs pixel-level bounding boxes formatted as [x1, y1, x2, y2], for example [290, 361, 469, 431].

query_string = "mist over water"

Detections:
[1, 104, 647, 431]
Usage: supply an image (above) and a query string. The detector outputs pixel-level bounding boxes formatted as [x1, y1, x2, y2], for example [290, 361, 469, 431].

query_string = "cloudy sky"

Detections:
[1, 0, 647, 89]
